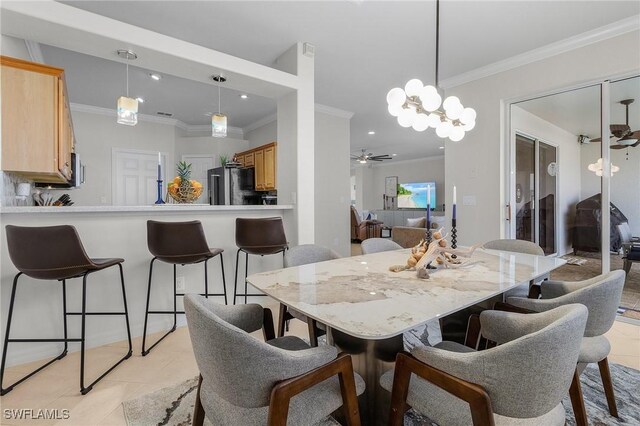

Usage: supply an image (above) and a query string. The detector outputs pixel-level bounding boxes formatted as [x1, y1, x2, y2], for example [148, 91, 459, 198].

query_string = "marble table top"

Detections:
[247, 248, 566, 340]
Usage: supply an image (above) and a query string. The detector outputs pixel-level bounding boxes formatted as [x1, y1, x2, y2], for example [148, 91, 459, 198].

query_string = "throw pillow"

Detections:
[406, 217, 426, 228]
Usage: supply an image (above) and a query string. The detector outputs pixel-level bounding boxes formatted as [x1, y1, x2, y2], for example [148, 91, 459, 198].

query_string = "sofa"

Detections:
[392, 216, 446, 248]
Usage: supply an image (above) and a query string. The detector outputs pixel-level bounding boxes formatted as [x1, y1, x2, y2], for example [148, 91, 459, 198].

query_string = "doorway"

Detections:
[513, 134, 558, 255]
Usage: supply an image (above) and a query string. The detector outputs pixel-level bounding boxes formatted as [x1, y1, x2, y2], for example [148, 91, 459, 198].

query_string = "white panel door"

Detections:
[182, 155, 214, 204]
[113, 149, 166, 205]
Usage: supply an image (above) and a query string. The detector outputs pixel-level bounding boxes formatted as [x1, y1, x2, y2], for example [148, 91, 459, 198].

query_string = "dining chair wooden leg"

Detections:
[192, 375, 205, 426]
[569, 368, 588, 426]
[597, 357, 618, 417]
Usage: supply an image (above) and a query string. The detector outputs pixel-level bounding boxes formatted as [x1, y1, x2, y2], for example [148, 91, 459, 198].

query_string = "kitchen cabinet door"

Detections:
[254, 149, 265, 190]
[244, 152, 254, 167]
[58, 80, 73, 180]
[263, 145, 276, 190]
[1, 64, 57, 175]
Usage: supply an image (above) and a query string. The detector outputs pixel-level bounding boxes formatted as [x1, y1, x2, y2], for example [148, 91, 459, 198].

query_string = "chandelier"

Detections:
[588, 158, 620, 177]
[386, 0, 476, 141]
[116, 49, 139, 126]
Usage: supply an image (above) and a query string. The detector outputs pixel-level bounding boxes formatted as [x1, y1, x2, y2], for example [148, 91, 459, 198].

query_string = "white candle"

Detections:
[158, 152, 161, 165]
[453, 186, 457, 205]
[427, 185, 431, 206]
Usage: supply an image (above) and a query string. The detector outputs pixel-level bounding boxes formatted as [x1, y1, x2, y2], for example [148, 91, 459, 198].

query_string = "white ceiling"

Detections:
[43, 1, 640, 160]
[516, 76, 640, 139]
[40, 45, 276, 128]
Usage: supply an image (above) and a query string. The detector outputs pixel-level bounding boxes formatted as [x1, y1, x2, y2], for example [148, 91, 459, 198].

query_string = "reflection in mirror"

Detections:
[511, 83, 603, 275]
[610, 76, 640, 320]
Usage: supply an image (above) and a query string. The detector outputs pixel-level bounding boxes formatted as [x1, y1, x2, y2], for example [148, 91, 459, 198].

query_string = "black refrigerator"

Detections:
[208, 167, 260, 205]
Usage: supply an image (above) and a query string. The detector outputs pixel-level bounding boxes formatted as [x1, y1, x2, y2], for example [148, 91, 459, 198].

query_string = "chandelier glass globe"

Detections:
[412, 114, 430, 132]
[398, 108, 417, 127]
[459, 107, 477, 125]
[386, 87, 406, 107]
[404, 79, 424, 97]
[388, 103, 403, 117]
[436, 120, 453, 138]
[449, 126, 465, 142]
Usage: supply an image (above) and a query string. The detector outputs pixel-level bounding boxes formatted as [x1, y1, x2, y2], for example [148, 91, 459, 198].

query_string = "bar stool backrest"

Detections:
[147, 220, 210, 260]
[235, 217, 287, 255]
[5, 225, 92, 280]
[483, 239, 544, 256]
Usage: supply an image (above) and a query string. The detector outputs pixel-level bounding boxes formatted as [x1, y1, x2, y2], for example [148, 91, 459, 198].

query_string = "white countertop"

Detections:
[0, 204, 294, 214]
[248, 248, 566, 340]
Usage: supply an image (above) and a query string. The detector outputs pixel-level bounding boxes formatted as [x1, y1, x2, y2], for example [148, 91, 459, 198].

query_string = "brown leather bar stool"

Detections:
[233, 217, 288, 304]
[142, 220, 227, 356]
[1, 225, 132, 395]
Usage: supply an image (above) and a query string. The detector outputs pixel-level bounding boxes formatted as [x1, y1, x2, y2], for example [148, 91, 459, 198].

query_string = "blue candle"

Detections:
[426, 184, 431, 228]
[452, 185, 457, 220]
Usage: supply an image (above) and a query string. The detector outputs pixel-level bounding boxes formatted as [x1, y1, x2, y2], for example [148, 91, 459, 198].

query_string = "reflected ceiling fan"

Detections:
[590, 99, 640, 149]
[350, 149, 393, 164]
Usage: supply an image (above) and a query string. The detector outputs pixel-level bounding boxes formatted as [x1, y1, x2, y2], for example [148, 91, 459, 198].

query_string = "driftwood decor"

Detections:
[389, 228, 480, 279]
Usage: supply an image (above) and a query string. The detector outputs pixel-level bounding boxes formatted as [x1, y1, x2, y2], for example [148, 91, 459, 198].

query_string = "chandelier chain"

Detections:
[435, 0, 439, 90]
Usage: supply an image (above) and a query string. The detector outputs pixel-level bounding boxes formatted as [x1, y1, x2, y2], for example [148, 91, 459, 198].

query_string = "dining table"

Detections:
[247, 247, 566, 425]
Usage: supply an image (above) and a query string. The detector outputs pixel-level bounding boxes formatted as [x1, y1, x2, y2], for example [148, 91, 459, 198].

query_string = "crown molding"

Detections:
[315, 103, 354, 119]
[440, 15, 640, 89]
[70, 103, 244, 137]
[243, 103, 354, 134]
[24, 40, 44, 63]
[243, 113, 277, 134]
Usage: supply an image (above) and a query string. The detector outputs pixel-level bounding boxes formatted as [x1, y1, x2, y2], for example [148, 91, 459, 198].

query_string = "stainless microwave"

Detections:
[34, 153, 84, 188]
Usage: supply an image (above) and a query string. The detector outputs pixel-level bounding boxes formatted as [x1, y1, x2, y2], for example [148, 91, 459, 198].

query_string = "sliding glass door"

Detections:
[514, 134, 557, 254]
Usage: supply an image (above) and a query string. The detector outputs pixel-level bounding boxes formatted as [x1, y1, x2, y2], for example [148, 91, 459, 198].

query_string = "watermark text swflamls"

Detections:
[4, 409, 70, 420]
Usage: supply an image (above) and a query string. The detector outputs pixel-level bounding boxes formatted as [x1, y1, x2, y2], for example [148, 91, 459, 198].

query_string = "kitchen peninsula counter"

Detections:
[0, 203, 295, 368]
[0, 204, 293, 214]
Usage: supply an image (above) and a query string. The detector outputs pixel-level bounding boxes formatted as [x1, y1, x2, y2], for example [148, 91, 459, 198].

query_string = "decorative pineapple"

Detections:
[167, 161, 203, 203]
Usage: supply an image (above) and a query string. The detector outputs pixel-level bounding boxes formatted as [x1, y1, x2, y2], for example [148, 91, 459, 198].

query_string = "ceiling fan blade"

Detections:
[369, 155, 392, 160]
[370, 158, 383, 161]
[610, 124, 630, 137]
[590, 137, 602, 142]
[610, 144, 628, 150]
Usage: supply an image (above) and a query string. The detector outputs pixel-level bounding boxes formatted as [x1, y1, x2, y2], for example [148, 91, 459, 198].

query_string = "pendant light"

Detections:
[386, 0, 476, 141]
[116, 49, 138, 126]
[211, 75, 228, 138]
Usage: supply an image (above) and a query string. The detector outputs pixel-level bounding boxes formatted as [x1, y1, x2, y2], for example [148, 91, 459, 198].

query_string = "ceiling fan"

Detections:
[590, 99, 640, 149]
[350, 149, 393, 164]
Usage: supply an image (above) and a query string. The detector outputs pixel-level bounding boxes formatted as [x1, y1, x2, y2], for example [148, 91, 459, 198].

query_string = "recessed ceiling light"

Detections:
[135, 97, 144, 103]
[149, 73, 161, 81]
[240, 94, 249, 99]
[439, 146, 445, 149]
[368, 131, 375, 135]
[392, 153, 397, 156]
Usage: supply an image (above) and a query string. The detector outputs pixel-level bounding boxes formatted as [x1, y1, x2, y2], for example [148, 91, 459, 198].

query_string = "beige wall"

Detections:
[444, 30, 640, 246]
[245, 120, 277, 150]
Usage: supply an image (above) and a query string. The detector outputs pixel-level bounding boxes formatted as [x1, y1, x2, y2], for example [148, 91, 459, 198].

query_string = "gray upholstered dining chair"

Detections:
[278, 244, 340, 346]
[506, 270, 625, 423]
[184, 294, 364, 426]
[361, 238, 402, 254]
[381, 304, 588, 426]
[483, 238, 546, 297]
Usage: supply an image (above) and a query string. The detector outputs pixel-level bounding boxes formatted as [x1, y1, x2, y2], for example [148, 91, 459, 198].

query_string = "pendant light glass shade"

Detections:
[117, 96, 138, 126]
[211, 113, 227, 138]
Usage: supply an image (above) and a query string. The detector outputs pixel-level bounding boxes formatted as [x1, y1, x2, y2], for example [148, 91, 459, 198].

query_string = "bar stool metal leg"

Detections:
[245, 251, 249, 304]
[79, 267, 133, 394]
[62, 279, 69, 356]
[219, 253, 228, 305]
[1, 273, 71, 396]
[233, 248, 241, 305]
[204, 259, 209, 298]
[142, 260, 178, 356]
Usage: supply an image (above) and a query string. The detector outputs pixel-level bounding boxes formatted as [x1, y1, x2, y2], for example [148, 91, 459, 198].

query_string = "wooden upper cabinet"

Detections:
[254, 149, 265, 191]
[235, 142, 277, 191]
[244, 152, 254, 167]
[1, 56, 74, 183]
[263, 145, 276, 190]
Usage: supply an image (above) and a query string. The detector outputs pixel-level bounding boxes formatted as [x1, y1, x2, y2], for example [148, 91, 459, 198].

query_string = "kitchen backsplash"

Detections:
[1, 172, 34, 207]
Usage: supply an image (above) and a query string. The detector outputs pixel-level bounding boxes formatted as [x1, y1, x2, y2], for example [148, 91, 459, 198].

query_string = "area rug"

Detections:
[122, 362, 639, 425]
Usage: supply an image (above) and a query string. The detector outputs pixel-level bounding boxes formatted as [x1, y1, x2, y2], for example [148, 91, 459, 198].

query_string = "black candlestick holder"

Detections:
[425, 227, 432, 245]
[451, 218, 457, 249]
[155, 179, 165, 205]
